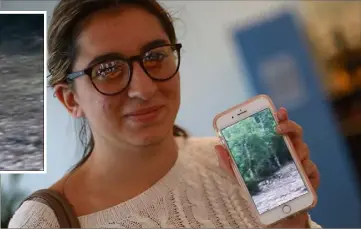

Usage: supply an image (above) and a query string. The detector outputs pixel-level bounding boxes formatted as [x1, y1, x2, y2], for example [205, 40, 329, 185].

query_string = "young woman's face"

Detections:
[71, 6, 180, 147]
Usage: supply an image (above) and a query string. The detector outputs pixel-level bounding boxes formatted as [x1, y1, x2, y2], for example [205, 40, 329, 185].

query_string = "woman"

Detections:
[9, 0, 321, 228]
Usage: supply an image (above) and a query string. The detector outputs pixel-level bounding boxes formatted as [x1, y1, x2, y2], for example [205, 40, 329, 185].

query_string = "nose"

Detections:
[127, 61, 157, 100]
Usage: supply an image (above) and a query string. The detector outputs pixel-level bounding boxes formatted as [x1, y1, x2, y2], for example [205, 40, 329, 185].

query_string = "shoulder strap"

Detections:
[21, 189, 81, 228]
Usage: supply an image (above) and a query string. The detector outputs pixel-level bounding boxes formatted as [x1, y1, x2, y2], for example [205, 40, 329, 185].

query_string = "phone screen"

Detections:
[221, 108, 308, 214]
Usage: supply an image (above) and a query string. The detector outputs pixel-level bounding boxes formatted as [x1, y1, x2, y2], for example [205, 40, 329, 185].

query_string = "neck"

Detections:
[83, 132, 179, 187]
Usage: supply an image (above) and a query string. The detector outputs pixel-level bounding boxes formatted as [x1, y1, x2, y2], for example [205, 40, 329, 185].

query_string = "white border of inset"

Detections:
[0, 11, 47, 174]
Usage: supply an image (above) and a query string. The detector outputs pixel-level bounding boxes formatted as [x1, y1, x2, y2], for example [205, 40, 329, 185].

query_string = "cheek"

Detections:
[96, 97, 112, 114]
[161, 75, 180, 101]
[77, 85, 120, 122]
[85, 96, 125, 132]
[158, 76, 181, 121]
[93, 96, 124, 120]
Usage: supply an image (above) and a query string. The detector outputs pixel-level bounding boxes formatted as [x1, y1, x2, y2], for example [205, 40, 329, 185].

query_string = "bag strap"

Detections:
[22, 189, 81, 228]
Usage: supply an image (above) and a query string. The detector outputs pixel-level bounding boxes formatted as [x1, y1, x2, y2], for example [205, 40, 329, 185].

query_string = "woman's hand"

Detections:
[215, 107, 320, 228]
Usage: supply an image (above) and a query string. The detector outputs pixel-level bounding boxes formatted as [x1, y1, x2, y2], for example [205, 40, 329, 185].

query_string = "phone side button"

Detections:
[282, 205, 291, 214]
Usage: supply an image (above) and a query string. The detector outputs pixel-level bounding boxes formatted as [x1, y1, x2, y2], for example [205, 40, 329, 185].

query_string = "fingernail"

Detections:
[278, 112, 284, 119]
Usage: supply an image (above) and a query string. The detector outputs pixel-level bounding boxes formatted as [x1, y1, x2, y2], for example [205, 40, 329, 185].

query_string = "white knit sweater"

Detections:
[9, 137, 322, 228]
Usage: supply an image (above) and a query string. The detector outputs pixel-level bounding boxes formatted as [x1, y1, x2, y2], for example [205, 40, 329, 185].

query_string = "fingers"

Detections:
[302, 159, 320, 190]
[296, 143, 309, 162]
[275, 107, 309, 161]
[276, 120, 303, 140]
[215, 145, 235, 177]
[277, 107, 288, 121]
[276, 107, 303, 139]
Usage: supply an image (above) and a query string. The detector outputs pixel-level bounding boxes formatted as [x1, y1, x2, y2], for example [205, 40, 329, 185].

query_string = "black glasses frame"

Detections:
[66, 43, 182, 96]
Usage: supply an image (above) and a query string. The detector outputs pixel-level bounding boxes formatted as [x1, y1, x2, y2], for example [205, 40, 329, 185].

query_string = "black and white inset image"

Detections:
[0, 13, 45, 172]
[221, 108, 308, 214]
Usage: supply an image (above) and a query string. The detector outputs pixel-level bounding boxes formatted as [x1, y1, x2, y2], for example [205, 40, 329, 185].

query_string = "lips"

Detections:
[124, 105, 164, 123]
[125, 105, 163, 116]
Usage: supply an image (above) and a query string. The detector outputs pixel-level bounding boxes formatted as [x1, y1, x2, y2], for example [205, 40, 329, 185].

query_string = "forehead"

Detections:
[76, 6, 170, 59]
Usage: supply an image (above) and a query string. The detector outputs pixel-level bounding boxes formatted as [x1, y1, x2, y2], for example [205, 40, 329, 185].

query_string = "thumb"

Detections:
[215, 145, 235, 177]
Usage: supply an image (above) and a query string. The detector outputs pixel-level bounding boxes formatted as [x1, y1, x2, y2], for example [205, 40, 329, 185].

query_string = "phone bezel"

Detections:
[213, 94, 317, 226]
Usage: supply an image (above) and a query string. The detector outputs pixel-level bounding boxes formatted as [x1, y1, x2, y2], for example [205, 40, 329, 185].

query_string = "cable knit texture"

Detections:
[9, 137, 322, 228]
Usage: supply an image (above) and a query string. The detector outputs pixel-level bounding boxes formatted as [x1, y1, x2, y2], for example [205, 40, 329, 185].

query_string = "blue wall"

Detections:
[233, 10, 361, 227]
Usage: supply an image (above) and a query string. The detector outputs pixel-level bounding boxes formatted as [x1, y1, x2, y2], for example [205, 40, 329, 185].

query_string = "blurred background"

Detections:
[1, 0, 360, 228]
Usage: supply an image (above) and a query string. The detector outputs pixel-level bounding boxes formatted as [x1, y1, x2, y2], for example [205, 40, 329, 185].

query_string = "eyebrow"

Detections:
[140, 39, 168, 53]
[86, 39, 169, 67]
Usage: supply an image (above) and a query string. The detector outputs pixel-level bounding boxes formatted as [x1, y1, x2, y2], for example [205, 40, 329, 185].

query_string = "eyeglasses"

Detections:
[66, 43, 182, 96]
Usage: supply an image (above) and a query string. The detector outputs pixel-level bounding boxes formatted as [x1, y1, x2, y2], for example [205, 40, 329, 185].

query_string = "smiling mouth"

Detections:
[124, 105, 164, 123]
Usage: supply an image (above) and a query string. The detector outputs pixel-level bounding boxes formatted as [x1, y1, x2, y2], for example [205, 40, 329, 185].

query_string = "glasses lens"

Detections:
[142, 45, 179, 80]
[90, 59, 130, 94]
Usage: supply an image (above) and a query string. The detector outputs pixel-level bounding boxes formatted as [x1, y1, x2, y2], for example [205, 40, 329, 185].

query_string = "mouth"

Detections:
[124, 105, 164, 123]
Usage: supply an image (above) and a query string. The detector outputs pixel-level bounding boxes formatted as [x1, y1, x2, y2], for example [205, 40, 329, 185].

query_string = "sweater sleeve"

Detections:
[8, 200, 60, 228]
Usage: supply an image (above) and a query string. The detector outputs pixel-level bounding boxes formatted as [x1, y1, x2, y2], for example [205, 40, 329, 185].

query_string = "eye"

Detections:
[143, 47, 171, 69]
[91, 60, 127, 80]
[144, 51, 167, 62]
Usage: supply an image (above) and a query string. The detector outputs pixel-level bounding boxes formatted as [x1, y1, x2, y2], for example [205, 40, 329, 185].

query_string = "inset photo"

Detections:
[0, 12, 46, 173]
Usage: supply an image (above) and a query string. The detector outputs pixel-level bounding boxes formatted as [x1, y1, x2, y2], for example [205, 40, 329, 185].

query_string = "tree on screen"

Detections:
[223, 109, 292, 194]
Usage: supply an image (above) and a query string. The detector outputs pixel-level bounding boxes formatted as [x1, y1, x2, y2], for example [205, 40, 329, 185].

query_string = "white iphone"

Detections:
[213, 94, 317, 226]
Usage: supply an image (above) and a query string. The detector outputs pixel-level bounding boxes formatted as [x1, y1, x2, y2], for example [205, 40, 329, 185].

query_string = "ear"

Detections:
[54, 83, 84, 118]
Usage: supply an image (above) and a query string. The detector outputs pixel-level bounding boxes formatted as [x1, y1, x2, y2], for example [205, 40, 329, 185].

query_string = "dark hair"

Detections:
[48, 0, 188, 170]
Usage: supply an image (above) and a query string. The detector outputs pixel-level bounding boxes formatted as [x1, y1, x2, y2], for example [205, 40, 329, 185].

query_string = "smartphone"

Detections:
[213, 94, 317, 226]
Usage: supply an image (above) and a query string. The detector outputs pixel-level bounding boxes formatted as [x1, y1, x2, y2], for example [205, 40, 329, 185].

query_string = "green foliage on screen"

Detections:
[221, 108, 292, 195]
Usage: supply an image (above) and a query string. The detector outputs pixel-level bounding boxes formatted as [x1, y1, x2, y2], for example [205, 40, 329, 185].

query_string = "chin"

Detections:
[125, 125, 171, 147]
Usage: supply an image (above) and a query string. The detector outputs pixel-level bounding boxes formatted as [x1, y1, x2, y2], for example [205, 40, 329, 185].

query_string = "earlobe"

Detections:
[72, 106, 84, 118]
[54, 83, 84, 118]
